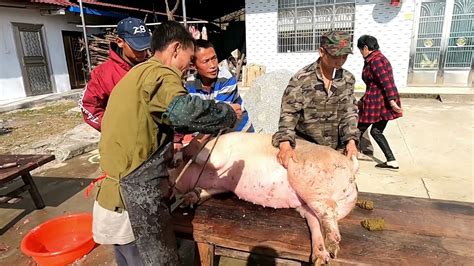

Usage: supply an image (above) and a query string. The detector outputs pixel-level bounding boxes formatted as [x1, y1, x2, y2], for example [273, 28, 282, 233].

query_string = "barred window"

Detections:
[278, 0, 356, 53]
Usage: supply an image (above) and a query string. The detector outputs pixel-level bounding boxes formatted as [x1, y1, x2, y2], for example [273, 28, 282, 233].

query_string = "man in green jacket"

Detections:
[93, 21, 238, 265]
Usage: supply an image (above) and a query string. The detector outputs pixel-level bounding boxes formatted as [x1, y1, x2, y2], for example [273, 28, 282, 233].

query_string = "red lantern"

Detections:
[391, 0, 401, 7]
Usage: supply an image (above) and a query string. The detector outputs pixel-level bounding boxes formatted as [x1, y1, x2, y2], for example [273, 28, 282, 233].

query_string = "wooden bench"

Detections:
[0, 154, 55, 209]
[172, 192, 474, 265]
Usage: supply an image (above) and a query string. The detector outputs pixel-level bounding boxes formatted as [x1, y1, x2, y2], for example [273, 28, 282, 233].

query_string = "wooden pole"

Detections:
[182, 0, 187, 28]
[78, 0, 91, 74]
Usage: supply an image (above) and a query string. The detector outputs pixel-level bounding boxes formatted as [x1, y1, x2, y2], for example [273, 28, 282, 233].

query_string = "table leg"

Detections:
[21, 173, 45, 209]
[196, 242, 215, 266]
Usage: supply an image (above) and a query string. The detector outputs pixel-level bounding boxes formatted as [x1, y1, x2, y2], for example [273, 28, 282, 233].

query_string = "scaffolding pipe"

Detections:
[182, 0, 187, 28]
[79, 0, 92, 74]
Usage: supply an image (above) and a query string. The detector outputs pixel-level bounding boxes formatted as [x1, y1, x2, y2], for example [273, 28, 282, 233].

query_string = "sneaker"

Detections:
[375, 161, 399, 169]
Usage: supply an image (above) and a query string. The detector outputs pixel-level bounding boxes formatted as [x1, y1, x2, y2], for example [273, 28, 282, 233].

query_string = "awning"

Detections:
[81, 0, 158, 15]
[67, 6, 128, 18]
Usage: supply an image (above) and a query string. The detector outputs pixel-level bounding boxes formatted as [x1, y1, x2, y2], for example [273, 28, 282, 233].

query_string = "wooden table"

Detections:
[0, 154, 55, 209]
[172, 192, 474, 265]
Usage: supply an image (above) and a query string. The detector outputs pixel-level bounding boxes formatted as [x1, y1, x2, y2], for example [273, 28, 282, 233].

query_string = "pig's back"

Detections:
[201, 132, 356, 212]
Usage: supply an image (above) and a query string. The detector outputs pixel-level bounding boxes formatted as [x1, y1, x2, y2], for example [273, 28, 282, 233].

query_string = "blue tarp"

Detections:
[67, 6, 128, 18]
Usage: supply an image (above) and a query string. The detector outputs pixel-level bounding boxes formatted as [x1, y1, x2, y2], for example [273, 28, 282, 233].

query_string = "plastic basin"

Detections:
[21, 213, 96, 266]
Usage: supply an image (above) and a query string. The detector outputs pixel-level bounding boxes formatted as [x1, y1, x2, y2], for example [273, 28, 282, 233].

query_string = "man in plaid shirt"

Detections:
[357, 35, 403, 169]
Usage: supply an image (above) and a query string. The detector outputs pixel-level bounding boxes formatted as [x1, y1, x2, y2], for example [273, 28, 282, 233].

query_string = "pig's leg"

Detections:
[318, 206, 340, 259]
[288, 166, 341, 259]
[296, 192, 341, 258]
[304, 200, 340, 259]
[297, 205, 331, 264]
[196, 188, 228, 205]
[180, 188, 228, 208]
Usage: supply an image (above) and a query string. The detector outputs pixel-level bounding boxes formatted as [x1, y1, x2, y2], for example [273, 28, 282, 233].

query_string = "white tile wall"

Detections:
[245, 0, 416, 88]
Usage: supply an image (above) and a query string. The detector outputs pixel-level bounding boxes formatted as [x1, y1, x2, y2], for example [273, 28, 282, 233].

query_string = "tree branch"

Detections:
[165, 0, 181, 21]
[171, 0, 181, 14]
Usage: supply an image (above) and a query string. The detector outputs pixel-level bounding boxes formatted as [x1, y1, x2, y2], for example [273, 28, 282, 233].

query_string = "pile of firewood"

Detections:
[87, 30, 116, 69]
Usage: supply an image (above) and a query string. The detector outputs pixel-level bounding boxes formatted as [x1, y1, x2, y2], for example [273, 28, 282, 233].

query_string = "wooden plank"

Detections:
[0, 154, 55, 182]
[214, 246, 303, 266]
[196, 242, 215, 266]
[241, 65, 248, 87]
[345, 192, 474, 240]
[357, 192, 474, 216]
[235, 53, 245, 82]
[335, 223, 473, 265]
[0, 183, 30, 201]
[185, 192, 474, 239]
[172, 194, 474, 264]
[21, 172, 45, 209]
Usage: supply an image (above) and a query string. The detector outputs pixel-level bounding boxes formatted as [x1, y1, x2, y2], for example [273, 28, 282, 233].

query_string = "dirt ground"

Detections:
[0, 100, 83, 154]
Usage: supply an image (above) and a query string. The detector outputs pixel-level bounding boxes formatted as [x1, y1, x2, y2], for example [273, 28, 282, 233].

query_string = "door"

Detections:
[408, 0, 474, 87]
[444, 0, 474, 86]
[62, 31, 86, 89]
[12, 23, 53, 96]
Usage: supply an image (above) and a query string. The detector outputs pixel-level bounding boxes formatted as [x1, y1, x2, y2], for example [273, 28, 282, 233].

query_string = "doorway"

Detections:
[62, 31, 86, 89]
[408, 0, 473, 87]
[12, 23, 54, 96]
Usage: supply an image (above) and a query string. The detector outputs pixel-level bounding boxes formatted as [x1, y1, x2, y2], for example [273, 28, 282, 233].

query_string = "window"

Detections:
[278, 0, 356, 53]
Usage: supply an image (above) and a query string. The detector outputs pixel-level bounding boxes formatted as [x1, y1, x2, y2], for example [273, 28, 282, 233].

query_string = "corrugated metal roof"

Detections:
[81, 0, 158, 15]
[30, 0, 73, 7]
[28, 0, 238, 21]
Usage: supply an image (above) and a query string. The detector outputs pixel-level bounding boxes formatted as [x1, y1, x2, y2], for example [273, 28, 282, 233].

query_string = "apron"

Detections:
[119, 142, 179, 265]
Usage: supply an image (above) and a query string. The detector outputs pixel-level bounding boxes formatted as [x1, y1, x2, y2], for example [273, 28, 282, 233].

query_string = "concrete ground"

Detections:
[0, 98, 472, 265]
[357, 98, 473, 202]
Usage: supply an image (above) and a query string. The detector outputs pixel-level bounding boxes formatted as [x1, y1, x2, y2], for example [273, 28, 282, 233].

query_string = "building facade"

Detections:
[0, 5, 89, 101]
[245, 0, 473, 88]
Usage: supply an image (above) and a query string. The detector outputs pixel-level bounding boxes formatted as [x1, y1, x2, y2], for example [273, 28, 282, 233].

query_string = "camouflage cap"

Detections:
[320, 31, 353, 56]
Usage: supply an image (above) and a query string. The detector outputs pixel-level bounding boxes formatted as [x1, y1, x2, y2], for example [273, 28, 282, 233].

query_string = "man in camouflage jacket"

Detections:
[272, 31, 360, 168]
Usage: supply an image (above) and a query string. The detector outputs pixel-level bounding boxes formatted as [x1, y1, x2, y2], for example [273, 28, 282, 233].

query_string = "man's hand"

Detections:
[344, 139, 358, 159]
[389, 100, 403, 114]
[277, 141, 298, 169]
[183, 134, 211, 159]
[230, 103, 243, 120]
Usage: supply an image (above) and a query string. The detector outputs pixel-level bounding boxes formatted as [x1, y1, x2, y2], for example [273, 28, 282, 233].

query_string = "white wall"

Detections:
[245, 0, 416, 88]
[0, 7, 83, 101]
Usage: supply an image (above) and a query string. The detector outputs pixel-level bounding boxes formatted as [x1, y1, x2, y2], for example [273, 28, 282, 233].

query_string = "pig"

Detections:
[170, 132, 358, 264]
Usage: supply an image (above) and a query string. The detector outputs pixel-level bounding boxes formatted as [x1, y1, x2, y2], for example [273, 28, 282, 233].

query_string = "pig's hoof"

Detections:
[325, 235, 340, 259]
[181, 190, 201, 207]
[314, 257, 330, 266]
[326, 242, 340, 259]
[312, 251, 330, 265]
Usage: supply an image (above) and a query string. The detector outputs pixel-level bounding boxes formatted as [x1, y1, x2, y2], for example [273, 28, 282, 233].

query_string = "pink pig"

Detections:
[170, 132, 359, 264]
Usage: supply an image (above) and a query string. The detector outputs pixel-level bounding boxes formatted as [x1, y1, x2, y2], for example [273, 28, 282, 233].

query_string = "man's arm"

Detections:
[221, 76, 254, 132]
[78, 70, 108, 131]
[165, 95, 236, 134]
[338, 74, 360, 147]
[271, 76, 304, 148]
[148, 71, 237, 135]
